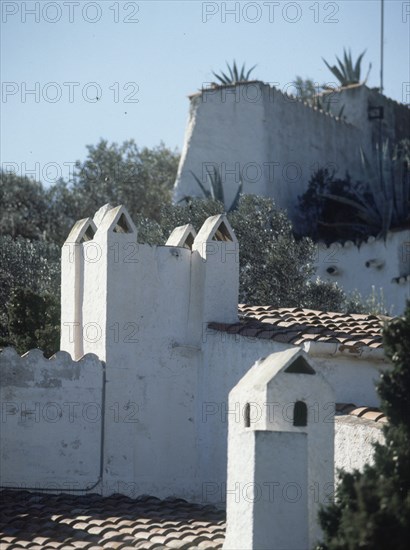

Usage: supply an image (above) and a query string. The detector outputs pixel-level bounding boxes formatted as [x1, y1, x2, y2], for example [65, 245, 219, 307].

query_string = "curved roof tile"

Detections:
[208, 305, 389, 350]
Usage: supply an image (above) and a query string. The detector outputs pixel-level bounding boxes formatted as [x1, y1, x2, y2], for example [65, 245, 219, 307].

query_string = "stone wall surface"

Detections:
[0, 348, 104, 491]
[334, 415, 385, 475]
[174, 82, 364, 221]
[314, 229, 410, 315]
[0, 205, 392, 517]
[173, 83, 409, 314]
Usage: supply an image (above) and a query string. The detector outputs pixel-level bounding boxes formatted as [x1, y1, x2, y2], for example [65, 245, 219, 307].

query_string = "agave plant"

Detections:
[212, 60, 256, 86]
[319, 140, 410, 239]
[190, 167, 243, 212]
[322, 49, 371, 87]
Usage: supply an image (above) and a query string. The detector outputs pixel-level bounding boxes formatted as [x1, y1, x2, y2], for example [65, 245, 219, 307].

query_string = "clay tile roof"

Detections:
[335, 403, 387, 423]
[208, 305, 390, 351]
[0, 491, 226, 550]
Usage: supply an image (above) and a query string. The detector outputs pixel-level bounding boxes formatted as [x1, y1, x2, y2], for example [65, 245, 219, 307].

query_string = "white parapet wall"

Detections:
[0, 348, 104, 492]
[173, 82, 364, 221]
[321, 84, 410, 150]
[60, 205, 241, 500]
[174, 82, 409, 225]
[1, 202, 393, 513]
[173, 81, 409, 313]
[335, 415, 385, 475]
[314, 229, 410, 315]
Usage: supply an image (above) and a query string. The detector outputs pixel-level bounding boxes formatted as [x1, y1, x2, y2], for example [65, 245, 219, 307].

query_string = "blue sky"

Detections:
[1, 0, 409, 186]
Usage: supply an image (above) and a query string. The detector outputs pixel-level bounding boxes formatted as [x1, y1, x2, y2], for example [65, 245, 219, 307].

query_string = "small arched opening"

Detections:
[293, 401, 307, 427]
[244, 403, 251, 428]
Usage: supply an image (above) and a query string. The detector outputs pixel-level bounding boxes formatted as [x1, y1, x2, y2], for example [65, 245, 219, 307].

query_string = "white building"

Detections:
[0, 204, 392, 547]
[173, 82, 410, 314]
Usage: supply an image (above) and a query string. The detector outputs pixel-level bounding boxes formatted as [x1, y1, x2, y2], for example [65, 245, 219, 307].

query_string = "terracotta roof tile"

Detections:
[362, 410, 385, 422]
[209, 305, 389, 350]
[335, 402, 387, 424]
[350, 406, 371, 417]
[0, 491, 226, 550]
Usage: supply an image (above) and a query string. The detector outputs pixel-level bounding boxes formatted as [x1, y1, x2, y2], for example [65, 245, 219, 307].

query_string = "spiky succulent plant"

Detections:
[211, 60, 256, 86]
[190, 167, 242, 212]
[323, 48, 371, 87]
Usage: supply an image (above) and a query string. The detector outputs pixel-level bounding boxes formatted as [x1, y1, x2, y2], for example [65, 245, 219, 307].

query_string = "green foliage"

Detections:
[342, 287, 392, 316]
[6, 288, 60, 358]
[0, 141, 179, 247]
[304, 278, 347, 313]
[366, 140, 410, 230]
[0, 139, 178, 354]
[292, 77, 345, 119]
[211, 60, 257, 86]
[189, 167, 243, 212]
[0, 236, 60, 306]
[1, 139, 379, 357]
[139, 195, 347, 311]
[0, 236, 60, 349]
[323, 48, 371, 87]
[298, 144, 410, 243]
[44, 179, 80, 245]
[70, 139, 178, 224]
[293, 76, 320, 101]
[0, 171, 50, 240]
[380, 305, 410, 426]
[318, 303, 410, 550]
[229, 195, 331, 308]
[137, 198, 224, 245]
[297, 168, 369, 242]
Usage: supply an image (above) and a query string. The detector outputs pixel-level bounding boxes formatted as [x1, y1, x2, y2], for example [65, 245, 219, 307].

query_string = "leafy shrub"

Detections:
[297, 168, 371, 242]
[297, 144, 410, 244]
[5, 288, 60, 357]
[317, 303, 410, 549]
[0, 236, 60, 350]
[139, 195, 348, 311]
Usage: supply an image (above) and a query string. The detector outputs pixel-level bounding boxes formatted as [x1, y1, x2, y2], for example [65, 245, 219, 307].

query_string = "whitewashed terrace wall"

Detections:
[0, 348, 104, 492]
[174, 82, 408, 225]
[174, 82, 364, 221]
[60, 206, 240, 501]
[314, 229, 410, 315]
[335, 416, 385, 475]
[1, 203, 392, 507]
[322, 84, 410, 151]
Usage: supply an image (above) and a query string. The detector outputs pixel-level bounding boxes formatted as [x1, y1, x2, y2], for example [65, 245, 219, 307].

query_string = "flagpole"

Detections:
[380, 0, 384, 93]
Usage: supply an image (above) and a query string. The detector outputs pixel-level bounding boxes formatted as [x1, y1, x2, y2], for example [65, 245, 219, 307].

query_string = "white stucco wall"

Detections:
[305, 352, 387, 409]
[59, 204, 393, 503]
[314, 229, 410, 315]
[60, 206, 243, 500]
[223, 430, 309, 550]
[173, 82, 409, 314]
[322, 84, 410, 150]
[223, 349, 334, 549]
[192, 329, 390, 507]
[174, 82, 364, 221]
[1, 203, 391, 515]
[174, 83, 408, 221]
[0, 348, 104, 491]
[334, 415, 385, 475]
